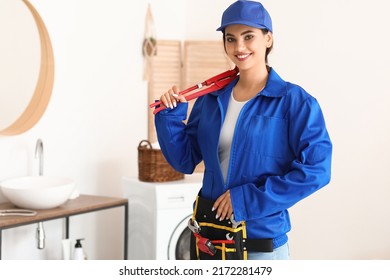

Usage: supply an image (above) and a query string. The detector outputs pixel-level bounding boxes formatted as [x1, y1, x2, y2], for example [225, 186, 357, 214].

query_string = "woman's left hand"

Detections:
[212, 190, 233, 221]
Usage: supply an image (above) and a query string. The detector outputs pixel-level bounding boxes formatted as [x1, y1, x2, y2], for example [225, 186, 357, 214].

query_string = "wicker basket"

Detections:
[138, 140, 184, 182]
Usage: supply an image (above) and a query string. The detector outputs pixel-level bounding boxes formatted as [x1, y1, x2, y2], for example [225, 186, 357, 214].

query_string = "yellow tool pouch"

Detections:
[189, 195, 248, 260]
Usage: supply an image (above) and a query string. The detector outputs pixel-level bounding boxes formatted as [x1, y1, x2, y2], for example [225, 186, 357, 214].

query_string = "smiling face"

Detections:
[224, 24, 273, 72]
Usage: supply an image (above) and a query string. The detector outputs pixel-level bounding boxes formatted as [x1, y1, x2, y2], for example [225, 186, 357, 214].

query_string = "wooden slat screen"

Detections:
[148, 40, 181, 144]
[182, 41, 233, 172]
[183, 40, 233, 89]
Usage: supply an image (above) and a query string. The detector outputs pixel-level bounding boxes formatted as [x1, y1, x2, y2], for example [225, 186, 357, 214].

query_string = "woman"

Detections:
[154, 0, 332, 260]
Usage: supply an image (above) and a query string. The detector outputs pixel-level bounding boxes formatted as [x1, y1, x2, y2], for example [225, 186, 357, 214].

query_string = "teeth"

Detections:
[237, 54, 249, 59]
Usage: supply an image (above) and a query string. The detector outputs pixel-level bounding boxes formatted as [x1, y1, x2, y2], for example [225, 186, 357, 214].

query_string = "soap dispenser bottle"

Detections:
[73, 238, 86, 260]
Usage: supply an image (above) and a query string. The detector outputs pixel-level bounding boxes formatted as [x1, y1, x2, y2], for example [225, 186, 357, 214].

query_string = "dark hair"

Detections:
[223, 29, 273, 64]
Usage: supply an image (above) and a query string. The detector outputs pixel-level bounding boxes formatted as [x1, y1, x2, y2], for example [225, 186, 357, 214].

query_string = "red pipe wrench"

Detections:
[149, 67, 239, 115]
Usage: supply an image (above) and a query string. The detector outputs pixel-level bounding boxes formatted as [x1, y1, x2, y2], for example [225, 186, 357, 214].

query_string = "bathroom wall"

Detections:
[0, 0, 389, 260]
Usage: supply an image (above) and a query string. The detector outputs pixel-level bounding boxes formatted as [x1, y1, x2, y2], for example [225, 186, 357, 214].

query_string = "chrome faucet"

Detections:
[35, 139, 44, 176]
[35, 138, 45, 249]
[36, 221, 45, 250]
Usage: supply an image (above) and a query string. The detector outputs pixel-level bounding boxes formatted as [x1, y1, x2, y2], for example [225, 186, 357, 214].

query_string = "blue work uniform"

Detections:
[155, 67, 332, 249]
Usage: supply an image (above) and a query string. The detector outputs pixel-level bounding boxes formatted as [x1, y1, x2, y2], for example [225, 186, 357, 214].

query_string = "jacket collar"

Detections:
[211, 67, 287, 98]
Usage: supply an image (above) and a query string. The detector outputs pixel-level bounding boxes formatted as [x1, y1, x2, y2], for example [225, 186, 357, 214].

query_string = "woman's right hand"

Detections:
[160, 85, 187, 109]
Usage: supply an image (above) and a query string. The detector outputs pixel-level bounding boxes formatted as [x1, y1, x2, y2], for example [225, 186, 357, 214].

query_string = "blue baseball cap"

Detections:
[217, 0, 273, 33]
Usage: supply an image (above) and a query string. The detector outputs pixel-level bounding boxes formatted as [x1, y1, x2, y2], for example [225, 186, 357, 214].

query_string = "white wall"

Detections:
[0, 0, 389, 260]
[264, 0, 390, 259]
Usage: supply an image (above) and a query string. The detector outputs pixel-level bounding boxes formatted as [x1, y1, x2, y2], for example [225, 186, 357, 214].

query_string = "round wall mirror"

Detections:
[0, 0, 54, 135]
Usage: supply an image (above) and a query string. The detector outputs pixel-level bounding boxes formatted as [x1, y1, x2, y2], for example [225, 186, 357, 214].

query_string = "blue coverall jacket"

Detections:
[155, 67, 332, 248]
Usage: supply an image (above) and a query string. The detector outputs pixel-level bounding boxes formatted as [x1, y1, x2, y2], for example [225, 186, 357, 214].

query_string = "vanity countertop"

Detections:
[0, 194, 128, 229]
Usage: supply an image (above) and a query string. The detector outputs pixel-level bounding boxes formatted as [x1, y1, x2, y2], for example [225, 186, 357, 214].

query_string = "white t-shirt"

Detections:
[218, 92, 249, 183]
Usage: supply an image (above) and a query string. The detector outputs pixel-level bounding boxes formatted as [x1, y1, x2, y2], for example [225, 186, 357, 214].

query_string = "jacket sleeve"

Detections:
[230, 97, 333, 221]
[154, 99, 204, 174]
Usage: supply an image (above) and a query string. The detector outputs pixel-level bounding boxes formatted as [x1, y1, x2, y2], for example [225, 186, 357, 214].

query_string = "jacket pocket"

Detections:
[245, 115, 289, 158]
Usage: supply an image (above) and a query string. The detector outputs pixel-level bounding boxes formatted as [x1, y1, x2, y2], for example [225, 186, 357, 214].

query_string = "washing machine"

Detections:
[122, 174, 202, 260]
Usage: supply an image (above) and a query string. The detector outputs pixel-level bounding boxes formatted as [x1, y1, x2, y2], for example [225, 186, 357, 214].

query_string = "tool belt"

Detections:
[188, 196, 273, 260]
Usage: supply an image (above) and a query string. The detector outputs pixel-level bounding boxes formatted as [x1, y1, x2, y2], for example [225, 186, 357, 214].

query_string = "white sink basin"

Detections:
[0, 176, 76, 210]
